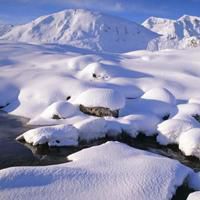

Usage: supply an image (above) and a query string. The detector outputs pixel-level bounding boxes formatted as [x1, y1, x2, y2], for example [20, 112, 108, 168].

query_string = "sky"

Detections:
[0, 0, 200, 25]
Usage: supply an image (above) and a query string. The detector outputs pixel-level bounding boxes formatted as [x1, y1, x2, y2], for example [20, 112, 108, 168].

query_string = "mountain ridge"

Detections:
[0, 9, 158, 53]
[143, 15, 200, 50]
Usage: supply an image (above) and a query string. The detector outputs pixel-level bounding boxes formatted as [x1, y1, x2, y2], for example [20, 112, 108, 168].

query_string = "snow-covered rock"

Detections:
[179, 128, 200, 158]
[141, 87, 176, 105]
[74, 88, 125, 111]
[120, 113, 160, 137]
[0, 142, 192, 200]
[104, 117, 123, 137]
[121, 98, 177, 119]
[39, 101, 78, 119]
[74, 117, 107, 141]
[16, 124, 79, 146]
[0, 9, 158, 53]
[177, 103, 200, 116]
[187, 192, 200, 200]
[157, 119, 198, 145]
[143, 15, 200, 50]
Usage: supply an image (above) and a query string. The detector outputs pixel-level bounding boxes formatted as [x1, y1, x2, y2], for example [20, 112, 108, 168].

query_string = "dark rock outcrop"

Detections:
[80, 104, 119, 118]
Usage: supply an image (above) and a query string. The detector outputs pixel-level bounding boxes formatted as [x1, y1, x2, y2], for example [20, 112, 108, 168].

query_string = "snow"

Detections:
[141, 87, 176, 105]
[120, 97, 177, 119]
[187, 192, 200, 200]
[0, 141, 192, 200]
[73, 88, 125, 110]
[119, 113, 160, 137]
[16, 124, 79, 146]
[189, 98, 200, 104]
[177, 103, 200, 116]
[0, 9, 158, 53]
[157, 119, 199, 145]
[39, 101, 78, 119]
[179, 128, 200, 158]
[74, 117, 107, 141]
[143, 15, 200, 50]
[1, 42, 200, 120]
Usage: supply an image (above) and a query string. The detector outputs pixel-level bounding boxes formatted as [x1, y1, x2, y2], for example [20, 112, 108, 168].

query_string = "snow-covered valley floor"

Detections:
[1, 41, 200, 199]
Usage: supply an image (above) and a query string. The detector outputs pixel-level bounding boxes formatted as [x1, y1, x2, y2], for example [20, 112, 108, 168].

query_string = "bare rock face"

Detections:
[80, 104, 119, 118]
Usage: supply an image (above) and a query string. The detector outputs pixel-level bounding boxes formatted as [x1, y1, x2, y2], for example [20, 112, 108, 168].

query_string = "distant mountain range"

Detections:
[143, 15, 200, 50]
[1, 10, 200, 52]
[0, 9, 157, 53]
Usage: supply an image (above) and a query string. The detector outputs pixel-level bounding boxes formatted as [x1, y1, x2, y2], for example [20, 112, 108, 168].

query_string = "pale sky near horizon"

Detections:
[0, 0, 200, 24]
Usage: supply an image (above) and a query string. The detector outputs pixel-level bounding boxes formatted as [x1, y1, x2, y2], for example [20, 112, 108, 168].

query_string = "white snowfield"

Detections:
[1, 9, 200, 200]
[143, 15, 200, 50]
[0, 9, 158, 53]
[0, 142, 192, 200]
[0, 41, 200, 158]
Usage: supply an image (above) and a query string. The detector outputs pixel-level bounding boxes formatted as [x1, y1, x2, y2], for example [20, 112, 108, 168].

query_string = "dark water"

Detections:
[0, 111, 200, 199]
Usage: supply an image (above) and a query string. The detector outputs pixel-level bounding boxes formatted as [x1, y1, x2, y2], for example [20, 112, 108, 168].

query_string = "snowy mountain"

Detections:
[143, 15, 200, 50]
[0, 9, 158, 53]
[0, 23, 13, 36]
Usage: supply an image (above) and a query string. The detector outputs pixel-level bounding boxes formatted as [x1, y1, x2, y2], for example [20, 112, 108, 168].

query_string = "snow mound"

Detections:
[177, 103, 200, 116]
[120, 113, 160, 137]
[121, 98, 177, 119]
[16, 124, 79, 146]
[143, 15, 200, 50]
[79, 62, 118, 81]
[187, 192, 200, 200]
[141, 87, 176, 105]
[179, 128, 200, 158]
[0, 9, 158, 53]
[74, 117, 107, 141]
[189, 98, 200, 104]
[39, 101, 78, 119]
[104, 117, 123, 137]
[74, 88, 125, 110]
[157, 119, 198, 145]
[0, 142, 191, 200]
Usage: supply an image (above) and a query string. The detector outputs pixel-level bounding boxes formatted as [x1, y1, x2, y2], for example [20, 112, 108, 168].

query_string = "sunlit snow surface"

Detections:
[1, 42, 200, 156]
[1, 42, 200, 199]
[0, 142, 192, 200]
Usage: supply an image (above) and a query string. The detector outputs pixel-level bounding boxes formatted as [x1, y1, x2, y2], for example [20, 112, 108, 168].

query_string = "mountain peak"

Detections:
[0, 9, 158, 53]
[143, 15, 200, 51]
[178, 14, 200, 21]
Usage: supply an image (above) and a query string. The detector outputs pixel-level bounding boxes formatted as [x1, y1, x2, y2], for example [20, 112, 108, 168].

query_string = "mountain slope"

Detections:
[143, 15, 200, 50]
[0, 9, 158, 53]
[0, 23, 13, 36]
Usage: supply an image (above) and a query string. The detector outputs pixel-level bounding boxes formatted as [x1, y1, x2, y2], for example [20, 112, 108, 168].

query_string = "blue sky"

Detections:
[0, 0, 200, 24]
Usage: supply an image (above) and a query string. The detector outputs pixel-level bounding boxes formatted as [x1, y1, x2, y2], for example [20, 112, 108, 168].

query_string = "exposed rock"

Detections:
[80, 104, 119, 118]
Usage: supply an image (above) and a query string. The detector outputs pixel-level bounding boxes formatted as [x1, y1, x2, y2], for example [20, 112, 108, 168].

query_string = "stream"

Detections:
[0, 111, 200, 199]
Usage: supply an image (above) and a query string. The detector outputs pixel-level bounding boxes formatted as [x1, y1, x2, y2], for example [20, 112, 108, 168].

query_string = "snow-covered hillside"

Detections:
[143, 15, 200, 50]
[0, 23, 13, 36]
[0, 9, 158, 53]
